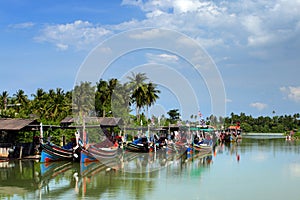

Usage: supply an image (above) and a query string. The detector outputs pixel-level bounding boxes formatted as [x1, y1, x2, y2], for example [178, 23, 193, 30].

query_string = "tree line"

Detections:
[204, 112, 300, 133]
[0, 72, 162, 125]
[1, 71, 299, 143]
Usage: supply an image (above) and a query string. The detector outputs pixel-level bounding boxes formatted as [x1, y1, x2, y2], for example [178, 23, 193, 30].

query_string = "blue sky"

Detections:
[1, 0, 300, 120]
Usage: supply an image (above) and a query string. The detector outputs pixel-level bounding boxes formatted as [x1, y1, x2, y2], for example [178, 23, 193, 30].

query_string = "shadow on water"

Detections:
[0, 149, 213, 200]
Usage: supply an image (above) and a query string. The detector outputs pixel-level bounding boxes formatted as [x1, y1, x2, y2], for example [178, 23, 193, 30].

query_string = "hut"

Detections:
[0, 118, 40, 158]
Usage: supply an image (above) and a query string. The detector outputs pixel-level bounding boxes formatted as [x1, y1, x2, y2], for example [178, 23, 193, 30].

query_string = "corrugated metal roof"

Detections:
[0, 118, 37, 131]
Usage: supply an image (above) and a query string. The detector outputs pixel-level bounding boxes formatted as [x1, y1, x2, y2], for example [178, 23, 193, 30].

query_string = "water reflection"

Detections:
[0, 150, 213, 199]
[4, 138, 299, 200]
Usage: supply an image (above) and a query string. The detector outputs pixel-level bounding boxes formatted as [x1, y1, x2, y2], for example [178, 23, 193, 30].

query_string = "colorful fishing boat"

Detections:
[185, 145, 212, 162]
[193, 143, 212, 152]
[80, 148, 98, 163]
[78, 125, 119, 163]
[80, 145, 119, 163]
[193, 137, 213, 151]
[40, 142, 81, 162]
[124, 137, 149, 153]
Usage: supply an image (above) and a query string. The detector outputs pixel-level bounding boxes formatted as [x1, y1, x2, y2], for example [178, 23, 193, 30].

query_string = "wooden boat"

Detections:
[165, 141, 187, 155]
[40, 142, 81, 162]
[80, 133, 120, 163]
[185, 146, 212, 162]
[80, 148, 98, 163]
[38, 123, 81, 162]
[193, 143, 212, 152]
[223, 123, 242, 143]
[193, 138, 213, 152]
[80, 145, 119, 163]
[124, 137, 149, 153]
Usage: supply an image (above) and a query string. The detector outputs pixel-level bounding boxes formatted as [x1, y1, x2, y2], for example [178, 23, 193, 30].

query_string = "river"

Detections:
[0, 137, 299, 200]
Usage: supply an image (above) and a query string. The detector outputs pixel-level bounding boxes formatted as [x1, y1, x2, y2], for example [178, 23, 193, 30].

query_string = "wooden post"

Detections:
[40, 123, 44, 144]
[63, 135, 66, 146]
[19, 146, 23, 159]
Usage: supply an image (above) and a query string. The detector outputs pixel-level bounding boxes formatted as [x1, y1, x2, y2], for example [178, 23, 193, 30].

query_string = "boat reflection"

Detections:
[0, 150, 214, 199]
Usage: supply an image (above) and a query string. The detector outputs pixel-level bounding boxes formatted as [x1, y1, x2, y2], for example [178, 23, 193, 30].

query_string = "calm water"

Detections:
[1, 137, 300, 200]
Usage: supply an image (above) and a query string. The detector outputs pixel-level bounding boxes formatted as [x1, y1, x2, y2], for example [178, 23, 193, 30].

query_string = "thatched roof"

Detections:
[0, 118, 38, 131]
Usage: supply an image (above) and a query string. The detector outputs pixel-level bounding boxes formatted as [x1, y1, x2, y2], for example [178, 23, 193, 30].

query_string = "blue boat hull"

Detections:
[40, 143, 80, 162]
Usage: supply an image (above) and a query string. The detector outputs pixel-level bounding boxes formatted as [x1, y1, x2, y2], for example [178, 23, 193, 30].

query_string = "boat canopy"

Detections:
[189, 127, 214, 132]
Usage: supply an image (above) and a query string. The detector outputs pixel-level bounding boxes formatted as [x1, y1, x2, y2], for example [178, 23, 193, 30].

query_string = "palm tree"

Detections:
[13, 89, 28, 115]
[111, 82, 132, 124]
[31, 88, 47, 119]
[73, 81, 95, 117]
[190, 114, 194, 122]
[127, 72, 148, 89]
[127, 72, 148, 123]
[167, 109, 180, 124]
[134, 85, 148, 121]
[145, 82, 160, 121]
[46, 88, 71, 122]
[105, 78, 118, 116]
[14, 89, 28, 105]
[1, 91, 9, 111]
[32, 88, 46, 100]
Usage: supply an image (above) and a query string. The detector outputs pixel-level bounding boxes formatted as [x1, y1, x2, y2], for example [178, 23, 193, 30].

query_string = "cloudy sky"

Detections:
[1, 0, 300, 119]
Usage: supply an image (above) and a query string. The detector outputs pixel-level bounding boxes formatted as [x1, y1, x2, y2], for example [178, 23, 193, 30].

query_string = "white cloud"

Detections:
[280, 86, 300, 103]
[9, 22, 35, 29]
[158, 53, 179, 61]
[36, 20, 111, 50]
[146, 53, 179, 63]
[36, 0, 300, 56]
[128, 29, 166, 39]
[56, 43, 68, 51]
[121, 0, 300, 51]
[250, 102, 268, 110]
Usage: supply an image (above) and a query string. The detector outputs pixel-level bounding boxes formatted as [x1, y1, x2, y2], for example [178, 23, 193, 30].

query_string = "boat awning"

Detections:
[189, 127, 214, 132]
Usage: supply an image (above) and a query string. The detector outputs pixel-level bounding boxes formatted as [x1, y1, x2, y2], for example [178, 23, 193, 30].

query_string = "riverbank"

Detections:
[242, 132, 286, 139]
[242, 132, 284, 136]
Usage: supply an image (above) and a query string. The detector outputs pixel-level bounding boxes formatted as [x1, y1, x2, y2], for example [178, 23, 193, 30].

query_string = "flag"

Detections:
[198, 111, 202, 118]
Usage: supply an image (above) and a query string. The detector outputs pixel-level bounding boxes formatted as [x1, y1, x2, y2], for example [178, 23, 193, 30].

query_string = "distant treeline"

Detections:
[221, 112, 300, 133]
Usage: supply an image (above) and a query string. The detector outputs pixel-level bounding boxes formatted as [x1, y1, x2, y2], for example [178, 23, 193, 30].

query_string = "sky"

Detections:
[1, 0, 300, 120]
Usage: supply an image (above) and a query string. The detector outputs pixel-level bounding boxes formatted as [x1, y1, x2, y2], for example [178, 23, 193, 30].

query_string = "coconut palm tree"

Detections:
[14, 89, 28, 106]
[31, 88, 47, 119]
[1, 91, 9, 111]
[132, 84, 148, 123]
[127, 72, 148, 123]
[145, 82, 160, 120]
[46, 88, 71, 122]
[111, 82, 132, 124]
[73, 81, 95, 117]
[13, 89, 28, 115]
[127, 72, 148, 89]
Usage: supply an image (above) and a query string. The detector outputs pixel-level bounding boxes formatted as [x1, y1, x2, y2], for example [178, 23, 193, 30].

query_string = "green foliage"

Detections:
[0, 75, 161, 145]
[167, 109, 180, 124]
[222, 112, 300, 133]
